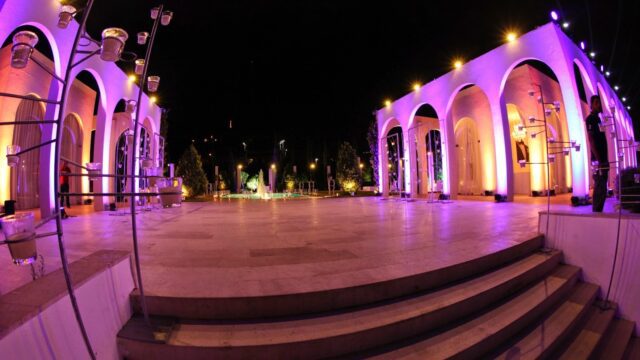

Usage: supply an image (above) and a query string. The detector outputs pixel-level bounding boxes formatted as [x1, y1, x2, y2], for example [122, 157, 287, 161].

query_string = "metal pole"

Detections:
[53, 0, 97, 358]
[130, 4, 164, 328]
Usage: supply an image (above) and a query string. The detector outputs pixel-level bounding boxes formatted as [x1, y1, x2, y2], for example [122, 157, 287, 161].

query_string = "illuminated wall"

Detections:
[377, 22, 635, 201]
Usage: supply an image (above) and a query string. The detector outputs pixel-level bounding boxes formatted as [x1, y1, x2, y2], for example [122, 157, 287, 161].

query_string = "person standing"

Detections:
[584, 95, 609, 212]
[60, 161, 71, 209]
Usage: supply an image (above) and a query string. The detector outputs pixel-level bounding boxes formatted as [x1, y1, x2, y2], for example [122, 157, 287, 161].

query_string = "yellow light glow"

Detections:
[506, 32, 517, 43]
[237, 164, 243, 170]
[271, 164, 276, 170]
[413, 83, 421, 91]
[149, 96, 157, 103]
[359, 163, 364, 169]
[384, 99, 392, 107]
[309, 163, 316, 170]
[128, 74, 137, 83]
[453, 60, 463, 69]
[388, 163, 392, 168]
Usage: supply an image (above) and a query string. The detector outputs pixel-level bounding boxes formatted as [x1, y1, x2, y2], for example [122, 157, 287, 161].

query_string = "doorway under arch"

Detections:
[11, 96, 44, 210]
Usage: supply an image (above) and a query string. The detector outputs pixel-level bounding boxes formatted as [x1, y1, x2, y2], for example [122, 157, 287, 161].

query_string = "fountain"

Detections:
[222, 168, 304, 200]
[256, 169, 270, 199]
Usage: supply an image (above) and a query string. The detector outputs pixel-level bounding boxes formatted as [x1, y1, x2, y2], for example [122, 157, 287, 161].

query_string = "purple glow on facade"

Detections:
[376, 22, 636, 201]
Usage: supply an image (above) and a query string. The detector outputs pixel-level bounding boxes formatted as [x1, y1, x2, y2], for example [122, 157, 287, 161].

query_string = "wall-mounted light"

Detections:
[100, 28, 128, 62]
[58, 5, 77, 29]
[453, 60, 463, 69]
[506, 32, 517, 43]
[10, 31, 38, 69]
[147, 76, 160, 92]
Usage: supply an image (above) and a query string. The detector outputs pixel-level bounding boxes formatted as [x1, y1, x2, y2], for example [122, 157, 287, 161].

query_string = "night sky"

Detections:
[79, 0, 639, 174]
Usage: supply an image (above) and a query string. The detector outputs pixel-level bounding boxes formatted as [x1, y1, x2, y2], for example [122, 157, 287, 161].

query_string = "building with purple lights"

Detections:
[377, 22, 636, 202]
[0, 0, 163, 218]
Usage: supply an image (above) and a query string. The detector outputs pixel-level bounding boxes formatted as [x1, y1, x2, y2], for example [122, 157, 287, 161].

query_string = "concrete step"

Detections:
[623, 337, 640, 360]
[117, 250, 560, 360]
[356, 265, 583, 359]
[131, 235, 543, 319]
[492, 281, 598, 360]
[593, 318, 636, 360]
[558, 304, 616, 359]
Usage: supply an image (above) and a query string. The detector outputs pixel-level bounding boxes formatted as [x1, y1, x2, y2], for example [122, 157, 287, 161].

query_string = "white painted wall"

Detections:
[540, 211, 640, 333]
[0, 256, 134, 360]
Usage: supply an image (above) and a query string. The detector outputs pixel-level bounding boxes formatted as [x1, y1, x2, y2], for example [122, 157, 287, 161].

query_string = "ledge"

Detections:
[0, 250, 130, 340]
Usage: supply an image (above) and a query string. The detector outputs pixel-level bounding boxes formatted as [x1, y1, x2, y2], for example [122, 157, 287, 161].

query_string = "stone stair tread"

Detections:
[624, 337, 640, 360]
[491, 281, 598, 360]
[559, 304, 616, 359]
[166, 251, 561, 348]
[361, 265, 582, 360]
[592, 318, 636, 360]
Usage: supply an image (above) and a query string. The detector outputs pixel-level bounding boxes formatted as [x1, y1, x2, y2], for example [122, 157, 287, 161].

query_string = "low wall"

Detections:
[0, 250, 134, 359]
[540, 211, 640, 332]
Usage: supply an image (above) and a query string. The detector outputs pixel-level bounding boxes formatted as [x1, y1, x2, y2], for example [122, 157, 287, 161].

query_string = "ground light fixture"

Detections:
[10, 31, 38, 69]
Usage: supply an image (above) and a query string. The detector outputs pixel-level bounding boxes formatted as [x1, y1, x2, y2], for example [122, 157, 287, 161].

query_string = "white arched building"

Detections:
[0, 0, 163, 217]
[377, 22, 636, 202]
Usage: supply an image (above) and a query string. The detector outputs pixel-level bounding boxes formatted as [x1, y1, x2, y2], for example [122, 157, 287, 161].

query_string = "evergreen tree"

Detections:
[176, 144, 208, 197]
[336, 142, 360, 192]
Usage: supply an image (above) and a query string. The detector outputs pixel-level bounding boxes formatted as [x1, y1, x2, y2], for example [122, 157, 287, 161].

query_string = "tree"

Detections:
[367, 118, 379, 187]
[176, 144, 208, 197]
[336, 142, 360, 193]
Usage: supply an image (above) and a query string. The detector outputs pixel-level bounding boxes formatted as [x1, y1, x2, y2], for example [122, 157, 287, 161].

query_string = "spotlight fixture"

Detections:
[506, 32, 517, 43]
[562, 22, 570, 29]
[614, 85, 619, 91]
[453, 60, 463, 69]
[550, 11, 559, 21]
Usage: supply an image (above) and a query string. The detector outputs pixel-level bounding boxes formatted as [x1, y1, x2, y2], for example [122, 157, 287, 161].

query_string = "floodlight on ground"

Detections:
[58, 5, 77, 29]
[147, 76, 160, 92]
[11, 31, 38, 69]
[100, 28, 128, 62]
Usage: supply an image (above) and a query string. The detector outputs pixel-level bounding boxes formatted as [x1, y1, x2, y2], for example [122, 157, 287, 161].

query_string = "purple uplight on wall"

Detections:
[550, 10, 559, 21]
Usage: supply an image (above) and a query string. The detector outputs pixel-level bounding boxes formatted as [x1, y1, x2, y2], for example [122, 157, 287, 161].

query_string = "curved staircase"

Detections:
[117, 235, 638, 359]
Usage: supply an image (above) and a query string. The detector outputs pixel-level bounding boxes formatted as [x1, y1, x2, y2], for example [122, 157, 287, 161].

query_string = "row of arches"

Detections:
[0, 12, 162, 216]
[380, 56, 636, 200]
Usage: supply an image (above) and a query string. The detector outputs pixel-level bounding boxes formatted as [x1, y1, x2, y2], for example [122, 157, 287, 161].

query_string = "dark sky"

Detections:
[80, 0, 640, 168]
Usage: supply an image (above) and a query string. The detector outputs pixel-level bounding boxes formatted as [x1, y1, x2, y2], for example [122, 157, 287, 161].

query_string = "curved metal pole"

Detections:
[53, 0, 97, 358]
[130, 4, 164, 328]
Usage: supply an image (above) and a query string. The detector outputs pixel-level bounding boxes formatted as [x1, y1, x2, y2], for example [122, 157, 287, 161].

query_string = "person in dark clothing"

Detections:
[584, 95, 609, 212]
[60, 161, 71, 209]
